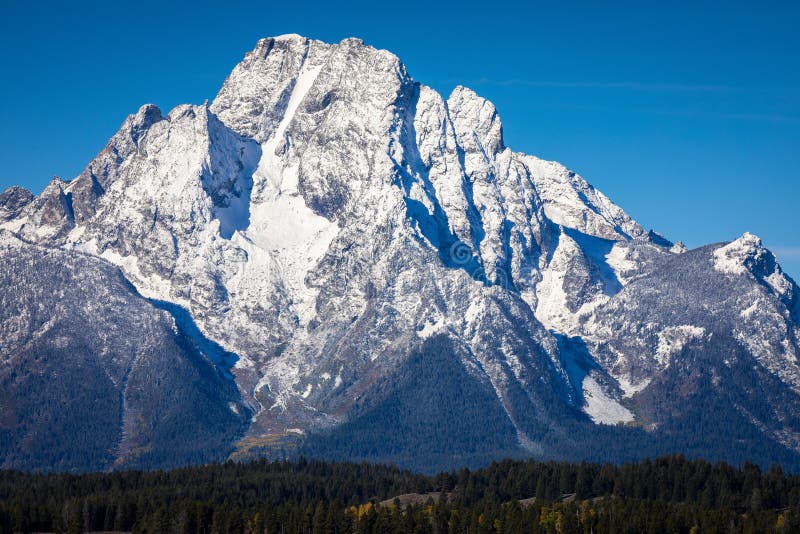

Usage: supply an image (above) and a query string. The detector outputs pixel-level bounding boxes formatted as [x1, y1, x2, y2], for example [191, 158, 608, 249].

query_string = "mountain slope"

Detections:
[1, 34, 799, 472]
[0, 231, 249, 471]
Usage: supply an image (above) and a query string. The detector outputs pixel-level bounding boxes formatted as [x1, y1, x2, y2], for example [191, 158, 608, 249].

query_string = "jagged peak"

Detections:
[449, 84, 482, 100]
[446, 85, 504, 155]
[339, 36, 365, 47]
[713, 232, 777, 277]
[273, 33, 306, 42]
[156, 102, 234, 137]
[251, 34, 398, 71]
[251, 34, 315, 57]
[167, 102, 207, 121]
[646, 229, 674, 248]
[120, 103, 165, 151]
[212, 34, 407, 145]
[734, 231, 762, 247]
[713, 233, 798, 304]
[670, 241, 688, 254]
[716, 232, 763, 263]
[0, 185, 34, 208]
[1, 184, 33, 196]
[42, 175, 68, 194]
[129, 103, 163, 128]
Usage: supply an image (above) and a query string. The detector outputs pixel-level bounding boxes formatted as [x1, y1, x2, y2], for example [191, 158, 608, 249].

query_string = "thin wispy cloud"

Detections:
[466, 78, 739, 93]
[529, 102, 800, 124]
[624, 107, 800, 124]
[434, 79, 800, 123]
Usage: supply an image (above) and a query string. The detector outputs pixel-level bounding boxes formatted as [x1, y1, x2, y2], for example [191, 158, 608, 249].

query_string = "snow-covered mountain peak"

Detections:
[447, 85, 504, 156]
[733, 231, 762, 247]
[714, 232, 797, 304]
[714, 232, 770, 275]
[0, 34, 654, 372]
[118, 103, 166, 149]
[271, 33, 307, 42]
[3, 34, 799, 472]
[0, 186, 34, 221]
[339, 36, 367, 47]
[211, 35, 404, 147]
[131, 103, 163, 127]
[670, 241, 688, 254]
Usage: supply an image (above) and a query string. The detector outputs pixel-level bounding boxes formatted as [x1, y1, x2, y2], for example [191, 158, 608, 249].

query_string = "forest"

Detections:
[1, 454, 800, 533]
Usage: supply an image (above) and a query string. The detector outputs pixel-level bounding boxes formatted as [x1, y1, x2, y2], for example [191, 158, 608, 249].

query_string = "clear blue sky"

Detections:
[2, 0, 798, 278]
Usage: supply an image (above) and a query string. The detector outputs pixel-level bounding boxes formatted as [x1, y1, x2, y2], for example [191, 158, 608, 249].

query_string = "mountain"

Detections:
[1, 34, 799, 473]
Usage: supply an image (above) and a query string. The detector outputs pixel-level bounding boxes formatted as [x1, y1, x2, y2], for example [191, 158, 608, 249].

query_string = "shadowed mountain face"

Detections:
[1, 34, 799, 473]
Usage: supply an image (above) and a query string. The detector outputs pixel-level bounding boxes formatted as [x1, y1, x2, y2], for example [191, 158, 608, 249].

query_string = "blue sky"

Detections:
[1, 0, 798, 278]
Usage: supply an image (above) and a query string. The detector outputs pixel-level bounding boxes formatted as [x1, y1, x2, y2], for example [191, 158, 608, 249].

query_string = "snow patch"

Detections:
[616, 374, 651, 398]
[234, 357, 255, 369]
[582, 375, 634, 425]
[605, 242, 636, 284]
[98, 248, 175, 302]
[534, 234, 579, 333]
[741, 300, 761, 319]
[0, 216, 28, 233]
[257, 64, 322, 191]
[417, 316, 445, 338]
[273, 33, 305, 42]
[655, 325, 706, 366]
[239, 63, 339, 326]
[464, 299, 487, 325]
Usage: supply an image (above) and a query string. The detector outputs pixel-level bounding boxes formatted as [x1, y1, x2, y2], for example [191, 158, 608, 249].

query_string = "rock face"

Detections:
[2, 34, 800, 472]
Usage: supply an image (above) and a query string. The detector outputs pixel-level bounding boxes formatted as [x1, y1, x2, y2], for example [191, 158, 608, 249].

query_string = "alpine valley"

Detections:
[2, 35, 799, 474]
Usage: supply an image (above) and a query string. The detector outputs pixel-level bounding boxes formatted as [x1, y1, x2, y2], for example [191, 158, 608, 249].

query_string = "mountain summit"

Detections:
[2, 35, 799, 472]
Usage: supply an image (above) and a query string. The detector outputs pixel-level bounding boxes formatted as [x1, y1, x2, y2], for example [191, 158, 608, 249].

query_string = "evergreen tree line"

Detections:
[1, 455, 799, 533]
